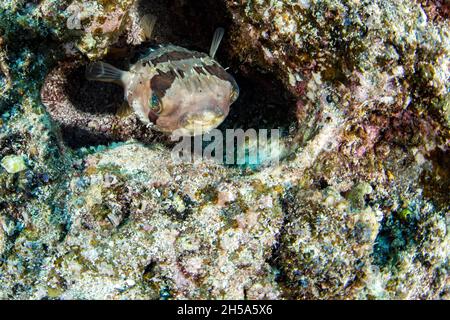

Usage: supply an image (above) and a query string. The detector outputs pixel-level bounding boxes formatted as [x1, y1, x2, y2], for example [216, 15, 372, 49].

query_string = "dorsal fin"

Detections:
[209, 28, 225, 59]
[141, 14, 157, 40]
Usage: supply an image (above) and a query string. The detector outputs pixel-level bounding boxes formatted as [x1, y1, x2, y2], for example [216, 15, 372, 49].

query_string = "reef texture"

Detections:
[0, 0, 449, 299]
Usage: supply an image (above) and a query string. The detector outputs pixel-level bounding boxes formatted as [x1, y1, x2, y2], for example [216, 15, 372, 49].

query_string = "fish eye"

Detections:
[149, 94, 162, 113]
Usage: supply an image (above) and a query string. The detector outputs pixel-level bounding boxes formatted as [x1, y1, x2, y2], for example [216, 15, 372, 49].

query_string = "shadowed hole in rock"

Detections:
[42, 0, 297, 160]
[64, 65, 123, 116]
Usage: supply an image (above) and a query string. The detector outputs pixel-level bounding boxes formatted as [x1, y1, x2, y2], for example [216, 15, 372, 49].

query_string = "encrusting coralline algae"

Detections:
[0, 0, 448, 299]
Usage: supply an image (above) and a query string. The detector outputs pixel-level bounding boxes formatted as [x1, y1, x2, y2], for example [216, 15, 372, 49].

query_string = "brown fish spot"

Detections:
[151, 70, 177, 99]
[204, 64, 237, 85]
[150, 50, 208, 65]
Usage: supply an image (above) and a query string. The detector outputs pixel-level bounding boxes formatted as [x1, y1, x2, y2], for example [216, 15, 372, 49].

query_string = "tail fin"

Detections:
[85, 62, 125, 85]
[209, 27, 225, 59]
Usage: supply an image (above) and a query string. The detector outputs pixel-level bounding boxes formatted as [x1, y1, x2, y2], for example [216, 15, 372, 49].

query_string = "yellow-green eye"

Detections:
[149, 94, 162, 113]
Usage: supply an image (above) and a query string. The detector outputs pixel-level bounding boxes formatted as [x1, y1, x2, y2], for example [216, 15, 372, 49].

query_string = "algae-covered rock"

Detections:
[0, 0, 448, 300]
[278, 187, 382, 299]
[0, 216, 5, 254]
[17, 143, 284, 299]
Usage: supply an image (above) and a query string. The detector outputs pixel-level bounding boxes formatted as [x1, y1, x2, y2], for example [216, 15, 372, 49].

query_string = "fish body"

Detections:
[86, 26, 239, 136]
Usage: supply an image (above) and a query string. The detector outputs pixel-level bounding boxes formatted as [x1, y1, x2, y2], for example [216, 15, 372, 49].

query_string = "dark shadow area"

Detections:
[218, 69, 297, 134]
[58, 124, 118, 149]
[64, 65, 123, 115]
[137, 0, 232, 50]
[371, 213, 418, 268]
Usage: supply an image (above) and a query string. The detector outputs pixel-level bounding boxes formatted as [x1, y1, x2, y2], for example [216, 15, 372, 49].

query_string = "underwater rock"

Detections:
[0, 0, 449, 300]
[28, 143, 283, 299]
[0, 216, 5, 254]
[278, 187, 381, 299]
[64, 0, 136, 59]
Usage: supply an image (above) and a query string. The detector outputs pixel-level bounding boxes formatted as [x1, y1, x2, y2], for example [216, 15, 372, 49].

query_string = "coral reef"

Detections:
[0, 0, 449, 299]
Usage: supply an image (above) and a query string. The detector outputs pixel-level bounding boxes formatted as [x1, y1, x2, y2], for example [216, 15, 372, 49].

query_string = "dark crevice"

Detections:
[64, 65, 123, 115]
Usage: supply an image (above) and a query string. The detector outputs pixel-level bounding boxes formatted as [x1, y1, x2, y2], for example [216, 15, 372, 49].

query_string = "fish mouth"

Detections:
[179, 107, 226, 135]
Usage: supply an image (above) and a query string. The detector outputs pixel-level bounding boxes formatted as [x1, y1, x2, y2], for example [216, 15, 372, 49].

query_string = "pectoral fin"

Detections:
[116, 101, 134, 118]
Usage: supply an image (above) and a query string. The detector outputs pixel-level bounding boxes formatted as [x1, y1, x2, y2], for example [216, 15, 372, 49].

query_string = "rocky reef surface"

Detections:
[0, 0, 449, 299]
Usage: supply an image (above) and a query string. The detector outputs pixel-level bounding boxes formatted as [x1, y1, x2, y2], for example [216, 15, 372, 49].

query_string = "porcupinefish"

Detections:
[86, 15, 239, 137]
